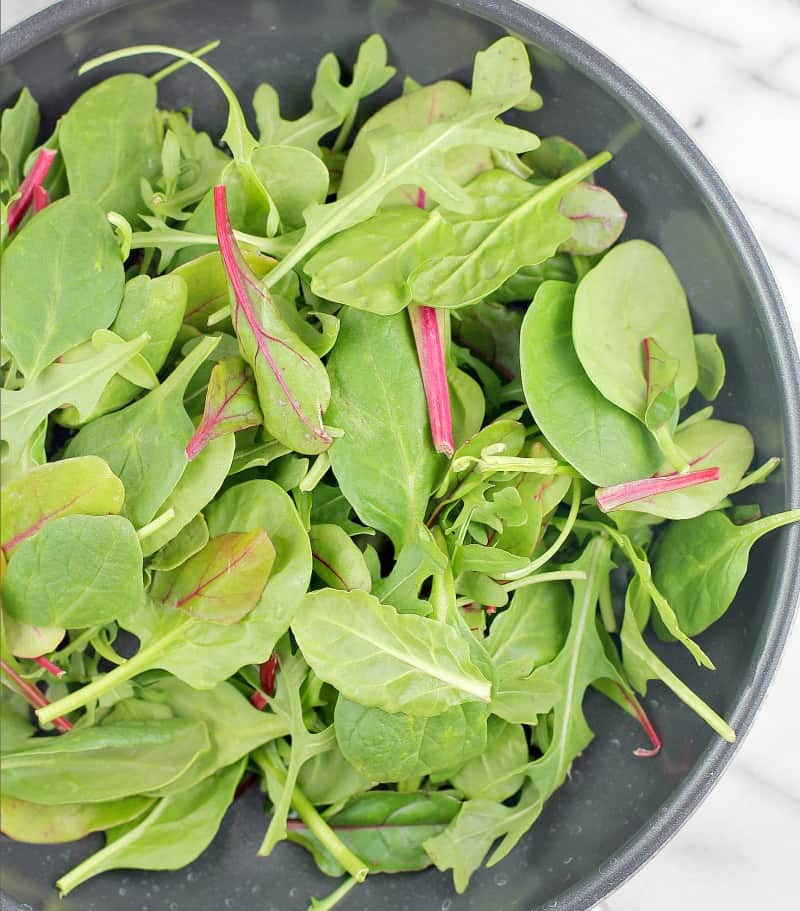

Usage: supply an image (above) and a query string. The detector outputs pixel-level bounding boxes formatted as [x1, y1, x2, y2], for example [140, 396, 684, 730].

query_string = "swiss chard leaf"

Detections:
[309, 524, 372, 592]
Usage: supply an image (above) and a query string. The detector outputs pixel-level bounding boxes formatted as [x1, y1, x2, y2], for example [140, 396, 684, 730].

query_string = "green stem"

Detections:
[732, 457, 781, 494]
[652, 424, 690, 472]
[136, 508, 176, 542]
[308, 876, 358, 911]
[150, 40, 220, 84]
[36, 618, 193, 724]
[745, 508, 800, 540]
[501, 569, 587, 593]
[263, 757, 368, 883]
[571, 254, 592, 282]
[332, 106, 358, 154]
[499, 478, 582, 581]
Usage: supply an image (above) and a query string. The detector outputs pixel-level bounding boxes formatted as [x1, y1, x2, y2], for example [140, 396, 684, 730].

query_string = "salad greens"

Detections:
[1, 32, 797, 911]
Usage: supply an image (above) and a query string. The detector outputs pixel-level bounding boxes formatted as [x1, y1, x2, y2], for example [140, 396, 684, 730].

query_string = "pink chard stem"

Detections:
[34, 655, 65, 677]
[615, 683, 662, 757]
[596, 467, 720, 513]
[32, 185, 50, 213]
[407, 187, 454, 458]
[7, 148, 57, 233]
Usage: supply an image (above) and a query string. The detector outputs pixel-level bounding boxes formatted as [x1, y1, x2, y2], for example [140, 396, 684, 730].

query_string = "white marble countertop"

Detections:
[2, 1, 799, 909]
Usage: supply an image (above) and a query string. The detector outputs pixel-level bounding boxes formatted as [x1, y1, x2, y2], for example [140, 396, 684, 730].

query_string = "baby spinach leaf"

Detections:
[0, 87, 40, 194]
[618, 418, 754, 520]
[652, 508, 800, 636]
[56, 758, 244, 896]
[410, 156, 610, 309]
[0, 794, 153, 844]
[490, 253, 576, 304]
[134, 677, 288, 795]
[310, 524, 372, 592]
[185, 357, 261, 460]
[621, 576, 734, 740]
[3, 614, 64, 659]
[572, 240, 698, 423]
[558, 181, 627, 255]
[297, 741, 374, 807]
[2, 515, 143, 628]
[0, 719, 210, 804]
[59, 274, 188, 426]
[1, 195, 125, 379]
[523, 135, 588, 179]
[149, 513, 209, 572]
[294, 589, 492, 715]
[694, 333, 726, 400]
[215, 185, 332, 454]
[424, 782, 540, 893]
[335, 697, 488, 781]
[65, 335, 219, 527]
[60, 74, 161, 222]
[140, 433, 234, 557]
[520, 281, 661, 485]
[0, 456, 124, 556]
[451, 716, 528, 801]
[305, 207, 455, 314]
[288, 790, 460, 876]
[149, 529, 275, 624]
[327, 309, 441, 553]
[0, 687, 33, 751]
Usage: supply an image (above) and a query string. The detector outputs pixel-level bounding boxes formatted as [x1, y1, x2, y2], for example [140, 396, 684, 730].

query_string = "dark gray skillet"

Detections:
[1, 1, 798, 909]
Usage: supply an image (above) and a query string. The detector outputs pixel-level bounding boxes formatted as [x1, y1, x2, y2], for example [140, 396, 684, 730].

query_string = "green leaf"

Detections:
[65, 335, 219, 527]
[327, 309, 441, 552]
[0, 720, 210, 804]
[0, 456, 124, 556]
[309, 524, 372, 592]
[652, 508, 800, 636]
[694, 333, 726, 400]
[185, 357, 261, 460]
[334, 697, 488, 781]
[251, 145, 329, 229]
[451, 715, 528, 801]
[572, 240, 698, 422]
[55, 758, 244, 896]
[1, 195, 125, 379]
[618, 418, 754, 520]
[135, 480, 310, 687]
[0, 794, 153, 844]
[266, 37, 539, 288]
[133, 677, 288, 795]
[59, 74, 160, 222]
[289, 790, 460, 876]
[3, 614, 64, 659]
[215, 189, 332, 454]
[558, 181, 626, 255]
[424, 783, 540, 893]
[148, 529, 275, 624]
[293, 588, 492, 715]
[305, 207, 455, 315]
[3, 515, 143, 628]
[139, 432, 234, 557]
[149, 513, 209, 572]
[373, 527, 448, 615]
[297, 741, 374, 807]
[174, 249, 274, 330]
[1, 87, 40, 193]
[643, 336, 680, 433]
[0, 688, 33, 750]
[452, 300, 523, 380]
[621, 576, 735, 740]
[520, 280, 661, 485]
[522, 135, 588, 179]
[254, 34, 394, 155]
[410, 156, 610, 309]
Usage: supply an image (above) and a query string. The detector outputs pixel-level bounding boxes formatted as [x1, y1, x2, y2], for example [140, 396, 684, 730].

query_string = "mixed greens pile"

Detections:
[1, 34, 798, 909]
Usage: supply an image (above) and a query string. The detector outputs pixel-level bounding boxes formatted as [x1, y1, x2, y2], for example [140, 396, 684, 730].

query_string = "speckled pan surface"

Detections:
[1, 1, 798, 909]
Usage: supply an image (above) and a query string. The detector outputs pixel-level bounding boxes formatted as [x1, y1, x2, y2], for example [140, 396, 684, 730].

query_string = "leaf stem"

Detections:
[500, 569, 587, 594]
[7, 148, 57, 233]
[0, 659, 73, 732]
[596, 467, 720, 513]
[409, 304, 454, 457]
[308, 876, 359, 911]
[136, 508, 176, 542]
[149, 39, 220, 83]
[35, 617, 192, 724]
